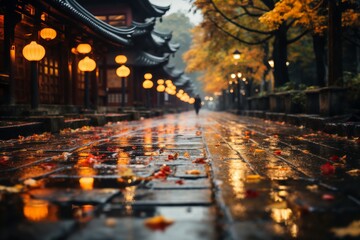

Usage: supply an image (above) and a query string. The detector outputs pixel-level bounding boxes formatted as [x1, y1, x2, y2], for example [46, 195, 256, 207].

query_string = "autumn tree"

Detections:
[260, 0, 360, 86]
[185, 0, 310, 90]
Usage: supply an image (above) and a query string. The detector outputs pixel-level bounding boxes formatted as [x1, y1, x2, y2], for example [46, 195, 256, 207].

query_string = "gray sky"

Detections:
[149, 0, 203, 25]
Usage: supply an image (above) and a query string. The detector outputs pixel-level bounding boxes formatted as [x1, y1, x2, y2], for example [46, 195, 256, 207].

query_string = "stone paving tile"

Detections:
[151, 178, 211, 189]
[111, 189, 212, 206]
[28, 188, 120, 204]
[0, 221, 76, 240]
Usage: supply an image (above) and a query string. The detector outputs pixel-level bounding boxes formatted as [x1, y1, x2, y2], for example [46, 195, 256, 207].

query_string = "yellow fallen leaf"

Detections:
[183, 152, 190, 158]
[185, 169, 201, 175]
[302, 150, 310, 154]
[246, 174, 262, 181]
[347, 169, 360, 176]
[144, 215, 174, 231]
[331, 220, 360, 237]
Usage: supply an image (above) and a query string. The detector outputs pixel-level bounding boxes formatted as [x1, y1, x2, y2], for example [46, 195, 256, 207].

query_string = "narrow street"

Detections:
[1, 111, 360, 239]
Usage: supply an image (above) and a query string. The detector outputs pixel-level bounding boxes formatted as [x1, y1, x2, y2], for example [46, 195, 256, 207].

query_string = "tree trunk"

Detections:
[312, 34, 327, 87]
[273, 23, 289, 88]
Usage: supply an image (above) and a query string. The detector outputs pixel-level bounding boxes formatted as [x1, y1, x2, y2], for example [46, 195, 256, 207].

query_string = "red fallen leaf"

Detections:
[274, 150, 282, 155]
[144, 215, 174, 231]
[159, 148, 164, 154]
[153, 171, 167, 179]
[0, 156, 10, 164]
[321, 162, 335, 175]
[85, 154, 104, 164]
[329, 155, 340, 161]
[175, 179, 184, 185]
[245, 189, 259, 198]
[167, 153, 178, 160]
[132, 146, 137, 150]
[160, 165, 172, 175]
[192, 158, 207, 164]
[39, 162, 56, 170]
[322, 194, 335, 200]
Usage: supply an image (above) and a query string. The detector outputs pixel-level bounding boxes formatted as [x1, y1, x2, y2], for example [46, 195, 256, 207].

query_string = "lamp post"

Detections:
[143, 73, 153, 109]
[115, 55, 130, 108]
[116, 65, 130, 108]
[78, 56, 96, 109]
[22, 41, 46, 109]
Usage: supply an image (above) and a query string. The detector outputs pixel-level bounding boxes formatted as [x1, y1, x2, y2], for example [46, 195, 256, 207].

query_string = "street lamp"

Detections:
[116, 65, 130, 107]
[115, 55, 130, 108]
[78, 56, 96, 109]
[22, 41, 46, 109]
[143, 73, 153, 108]
[232, 49, 241, 60]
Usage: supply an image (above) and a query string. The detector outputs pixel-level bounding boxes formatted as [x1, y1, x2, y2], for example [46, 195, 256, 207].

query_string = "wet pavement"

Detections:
[0, 111, 360, 239]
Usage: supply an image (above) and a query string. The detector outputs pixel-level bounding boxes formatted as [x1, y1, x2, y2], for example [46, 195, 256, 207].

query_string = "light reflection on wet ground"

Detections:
[0, 111, 359, 239]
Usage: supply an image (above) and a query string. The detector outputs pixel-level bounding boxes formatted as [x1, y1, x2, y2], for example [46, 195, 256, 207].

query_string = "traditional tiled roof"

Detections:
[133, 0, 170, 18]
[152, 30, 173, 41]
[163, 65, 184, 79]
[46, 0, 135, 46]
[131, 19, 155, 37]
[123, 50, 169, 67]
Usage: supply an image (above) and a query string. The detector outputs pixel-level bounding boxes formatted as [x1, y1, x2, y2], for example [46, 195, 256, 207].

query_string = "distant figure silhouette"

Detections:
[194, 95, 202, 115]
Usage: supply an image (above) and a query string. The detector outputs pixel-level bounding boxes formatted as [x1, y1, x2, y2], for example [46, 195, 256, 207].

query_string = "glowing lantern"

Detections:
[157, 84, 165, 92]
[232, 49, 241, 60]
[143, 80, 153, 89]
[115, 55, 127, 64]
[79, 177, 94, 190]
[23, 199, 49, 222]
[22, 41, 45, 61]
[78, 56, 96, 72]
[116, 65, 130, 77]
[157, 79, 164, 85]
[76, 43, 92, 54]
[165, 79, 172, 85]
[40, 28, 57, 40]
[189, 98, 195, 104]
[178, 89, 184, 94]
[144, 73, 152, 79]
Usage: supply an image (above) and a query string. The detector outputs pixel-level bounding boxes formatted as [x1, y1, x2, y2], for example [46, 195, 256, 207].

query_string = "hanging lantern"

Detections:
[157, 84, 165, 92]
[115, 55, 127, 64]
[144, 73, 152, 79]
[157, 79, 164, 85]
[40, 27, 57, 40]
[76, 43, 92, 54]
[143, 80, 153, 89]
[78, 56, 96, 72]
[232, 49, 241, 60]
[189, 98, 195, 104]
[116, 65, 130, 77]
[165, 79, 172, 85]
[22, 41, 46, 61]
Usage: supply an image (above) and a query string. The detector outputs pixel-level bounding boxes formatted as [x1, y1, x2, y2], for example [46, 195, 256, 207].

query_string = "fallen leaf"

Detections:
[331, 220, 360, 237]
[321, 162, 335, 175]
[302, 150, 310, 154]
[306, 184, 318, 191]
[192, 157, 208, 164]
[347, 169, 360, 176]
[144, 215, 174, 231]
[254, 149, 265, 155]
[183, 152, 190, 158]
[23, 178, 42, 188]
[39, 162, 56, 170]
[322, 194, 335, 200]
[195, 131, 202, 136]
[185, 169, 201, 175]
[168, 153, 178, 160]
[175, 179, 184, 185]
[0, 156, 10, 164]
[274, 150, 282, 155]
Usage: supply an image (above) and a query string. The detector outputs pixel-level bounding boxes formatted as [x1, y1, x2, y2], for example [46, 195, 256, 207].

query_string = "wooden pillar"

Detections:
[3, 2, 21, 105]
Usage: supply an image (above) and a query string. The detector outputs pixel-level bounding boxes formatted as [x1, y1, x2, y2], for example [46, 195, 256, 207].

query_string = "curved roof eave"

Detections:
[131, 19, 156, 36]
[152, 30, 173, 41]
[49, 0, 134, 46]
[125, 51, 169, 67]
[163, 65, 184, 79]
[136, 0, 170, 18]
